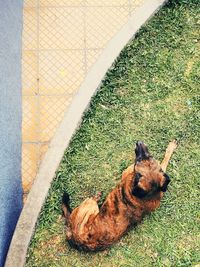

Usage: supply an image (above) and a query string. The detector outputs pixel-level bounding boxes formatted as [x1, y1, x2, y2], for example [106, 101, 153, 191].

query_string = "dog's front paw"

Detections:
[169, 139, 178, 150]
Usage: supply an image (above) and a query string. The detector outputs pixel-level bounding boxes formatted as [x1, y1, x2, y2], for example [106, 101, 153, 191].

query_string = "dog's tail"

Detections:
[62, 192, 73, 239]
[62, 191, 71, 218]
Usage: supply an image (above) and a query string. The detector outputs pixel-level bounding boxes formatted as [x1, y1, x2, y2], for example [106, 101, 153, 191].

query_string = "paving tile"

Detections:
[23, 7, 37, 50]
[22, 96, 39, 142]
[24, 0, 37, 8]
[86, 49, 103, 71]
[39, 0, 83, 7]
[39, 50, 85, 94]
[22, 143, 39, 193]
[129, 0, 145, 14]
[22, 51, 38, 95]
[39, 96, 71, 142]
[85, 0, 129, 6]
[39, 7, 84, 49]
[38, 143, 49, 162]
[85, 7, 129, 49]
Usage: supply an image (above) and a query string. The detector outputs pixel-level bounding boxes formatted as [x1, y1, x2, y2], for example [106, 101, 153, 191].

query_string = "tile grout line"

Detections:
[22, 93, 78, 97]
[128, 0, 132, 18]
[36, 0, 40, 174]
[26, 5, 131, 8]
[24, 141, 50, 145]
[23, 48, 105, 52]
[83, 0, 88, 75]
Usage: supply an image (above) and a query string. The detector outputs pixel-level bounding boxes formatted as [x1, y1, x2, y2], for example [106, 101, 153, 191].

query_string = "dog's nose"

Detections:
[136, 141, 144, 147]
[135, 141, 151, 162]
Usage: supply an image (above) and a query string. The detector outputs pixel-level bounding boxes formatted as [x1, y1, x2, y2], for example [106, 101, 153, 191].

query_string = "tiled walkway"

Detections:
[22, 0, 144, 195]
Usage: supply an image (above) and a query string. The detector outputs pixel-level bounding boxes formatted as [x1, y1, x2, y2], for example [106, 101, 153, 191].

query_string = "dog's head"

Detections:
[132, 141, 170, 199]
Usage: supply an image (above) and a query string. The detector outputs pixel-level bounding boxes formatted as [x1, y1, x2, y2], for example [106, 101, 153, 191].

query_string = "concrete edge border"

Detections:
[5, 1, 167, 266]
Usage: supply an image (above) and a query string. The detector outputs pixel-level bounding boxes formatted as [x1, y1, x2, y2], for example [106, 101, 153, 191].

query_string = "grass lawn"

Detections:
[26, 1, 200, 266]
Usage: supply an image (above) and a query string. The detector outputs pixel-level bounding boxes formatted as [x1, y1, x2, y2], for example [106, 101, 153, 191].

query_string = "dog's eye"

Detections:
[134, 173, 142, 186]
[132, 186, 147, 198]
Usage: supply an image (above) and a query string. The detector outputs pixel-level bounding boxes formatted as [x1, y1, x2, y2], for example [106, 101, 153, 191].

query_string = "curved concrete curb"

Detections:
[5, 1, 167, 266]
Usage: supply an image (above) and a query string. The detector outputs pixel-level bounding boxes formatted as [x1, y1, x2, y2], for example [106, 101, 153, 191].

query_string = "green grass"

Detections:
[26, 1, 200, 266]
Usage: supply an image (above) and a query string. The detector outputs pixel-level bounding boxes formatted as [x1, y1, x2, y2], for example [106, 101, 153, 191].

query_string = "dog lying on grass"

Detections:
[62, 140, 177, 251]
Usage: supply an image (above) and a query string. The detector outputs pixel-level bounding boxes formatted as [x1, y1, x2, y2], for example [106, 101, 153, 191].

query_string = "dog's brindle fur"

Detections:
[62, 140, 177, 251]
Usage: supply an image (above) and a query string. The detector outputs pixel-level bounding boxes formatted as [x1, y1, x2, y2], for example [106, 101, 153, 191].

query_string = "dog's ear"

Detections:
[161, 173, 170, 192]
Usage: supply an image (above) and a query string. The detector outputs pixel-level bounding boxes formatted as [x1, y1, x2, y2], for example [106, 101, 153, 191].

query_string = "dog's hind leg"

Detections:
[161, 140, 177, 172]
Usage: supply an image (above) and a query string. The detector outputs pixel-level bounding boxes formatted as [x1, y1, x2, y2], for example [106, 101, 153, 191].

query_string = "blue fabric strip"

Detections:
[0, 0, 23, 266]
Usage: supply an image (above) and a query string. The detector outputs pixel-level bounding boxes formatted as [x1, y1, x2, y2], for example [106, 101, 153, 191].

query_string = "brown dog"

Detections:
[62, 140, 177, 251]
